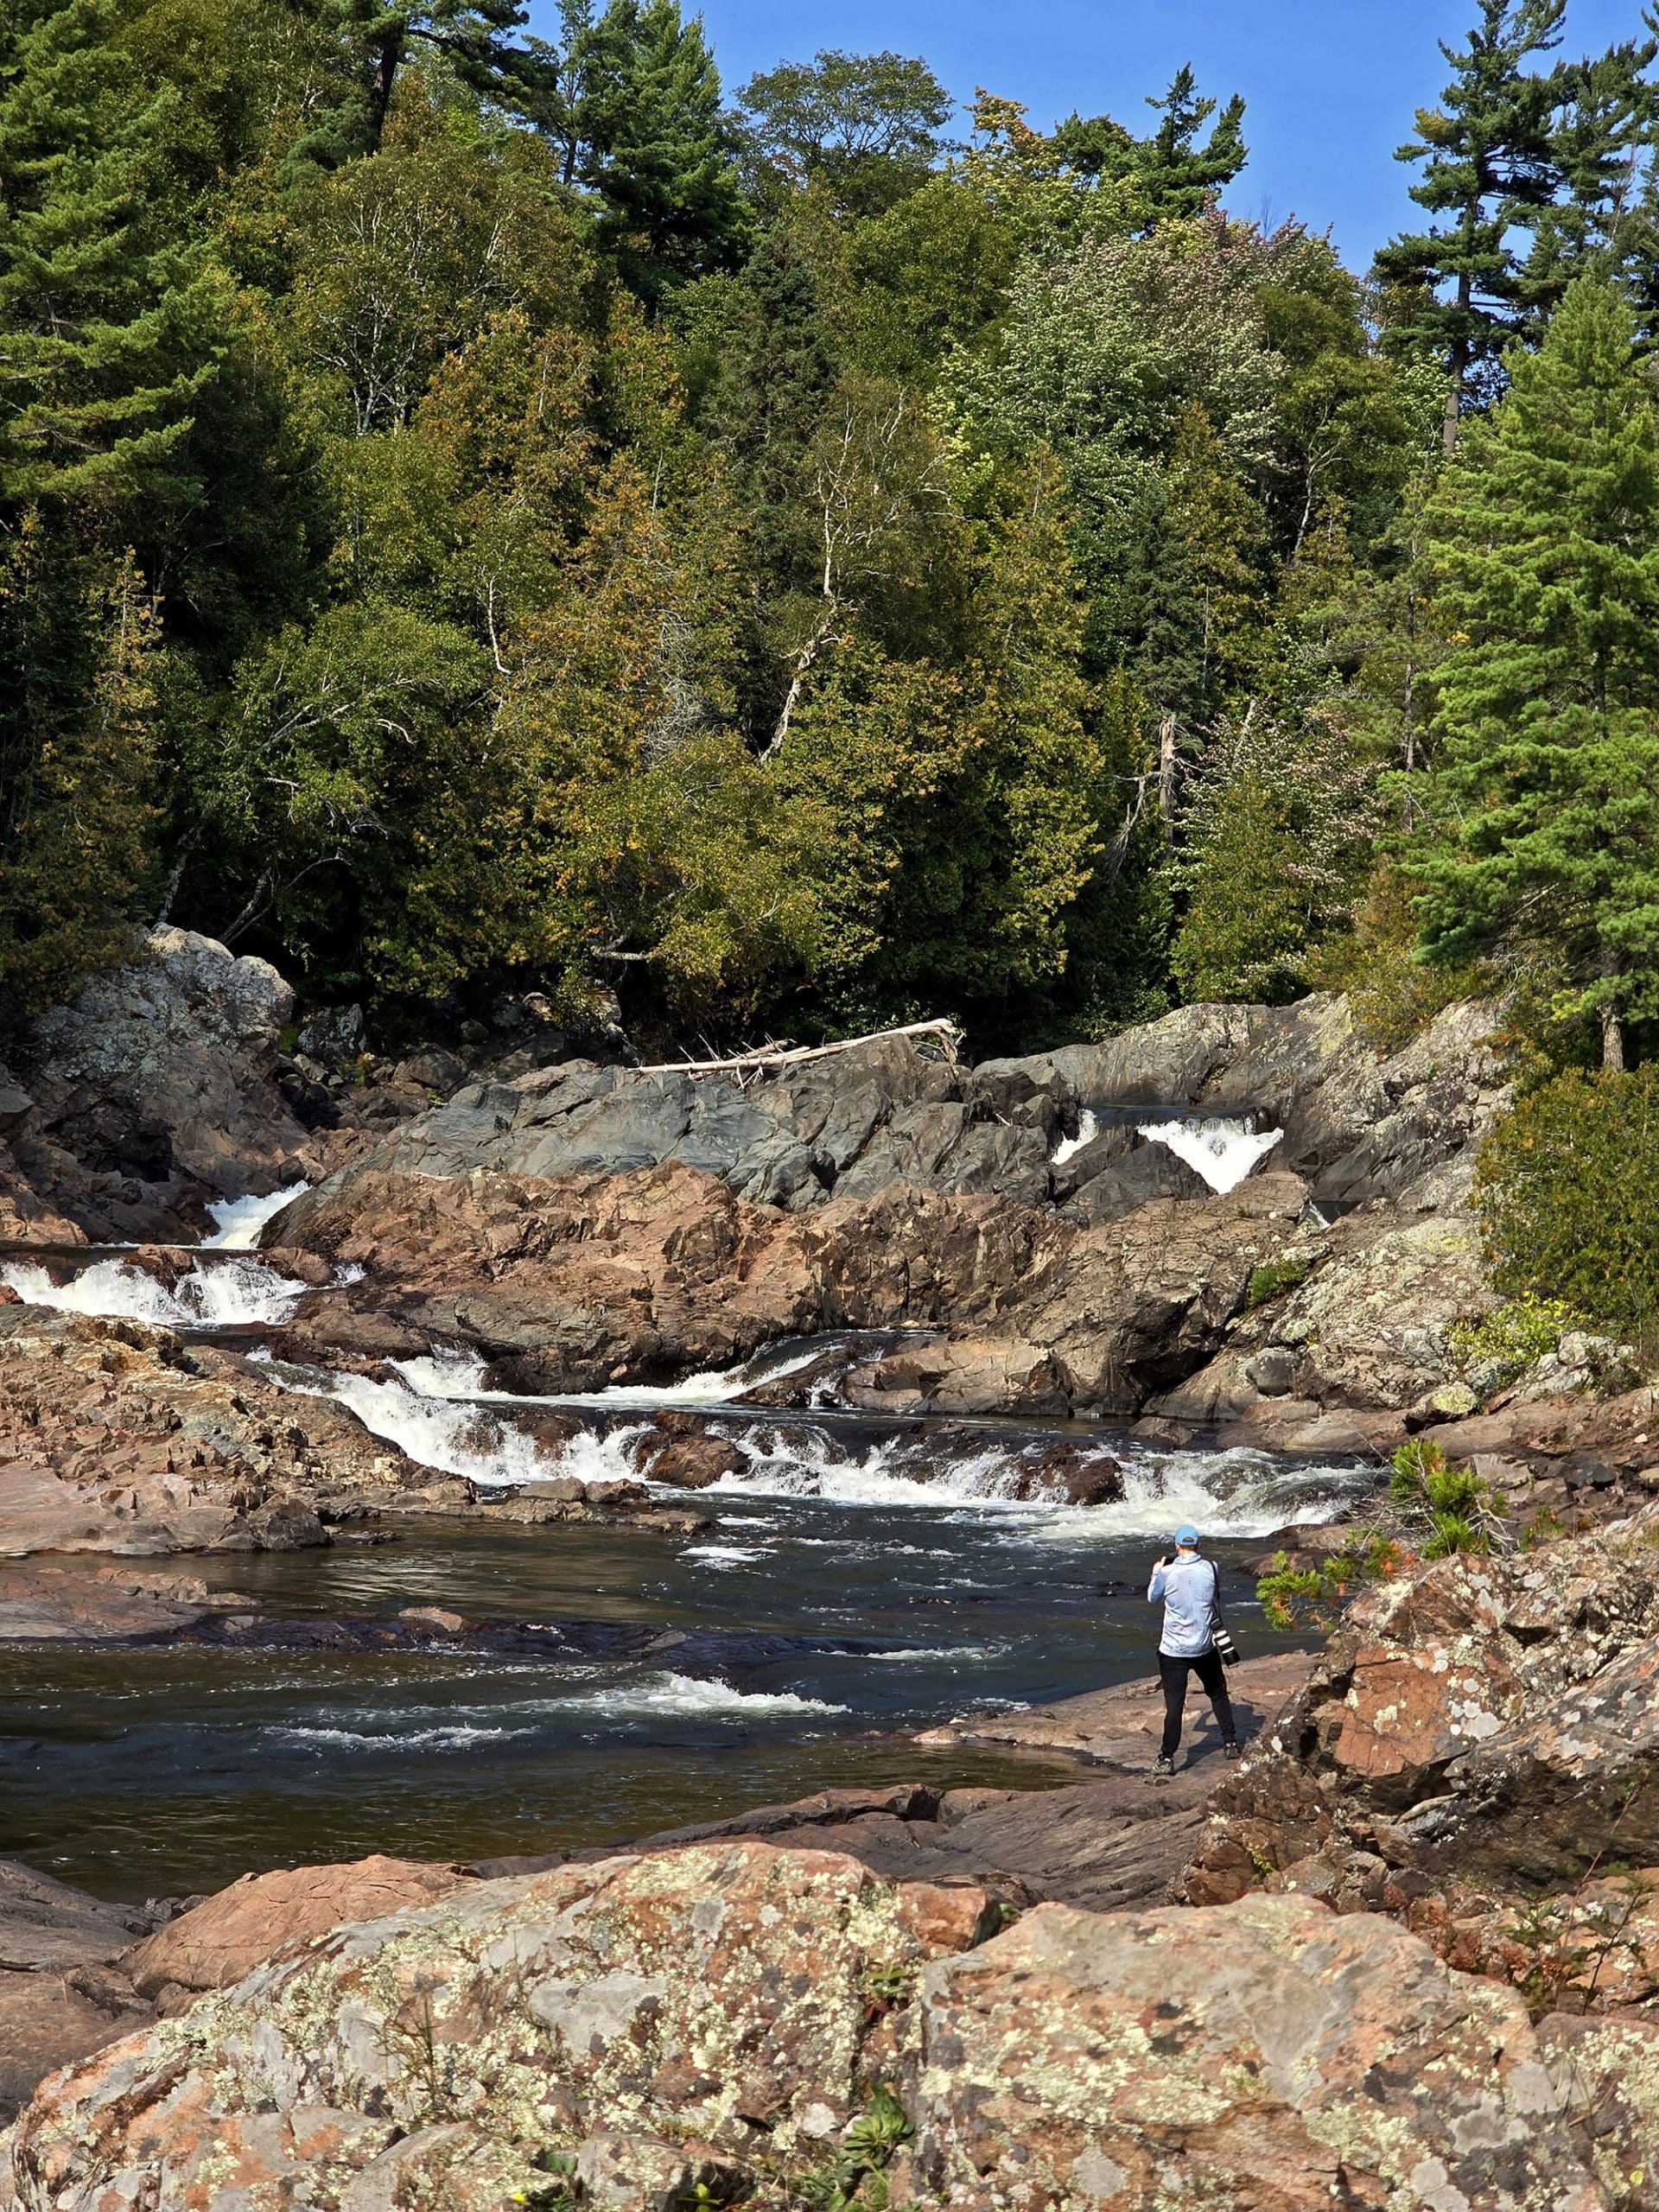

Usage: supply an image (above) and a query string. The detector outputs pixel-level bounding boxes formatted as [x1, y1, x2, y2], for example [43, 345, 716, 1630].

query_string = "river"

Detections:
[1, 1212, 1370, 1902]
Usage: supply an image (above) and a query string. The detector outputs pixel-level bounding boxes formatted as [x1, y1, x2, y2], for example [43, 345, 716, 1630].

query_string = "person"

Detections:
[1147, 1524, 1238, 1776]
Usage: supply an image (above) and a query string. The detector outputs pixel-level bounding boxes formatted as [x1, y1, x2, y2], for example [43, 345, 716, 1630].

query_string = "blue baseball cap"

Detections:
[1173, 1525, 1201, 1548]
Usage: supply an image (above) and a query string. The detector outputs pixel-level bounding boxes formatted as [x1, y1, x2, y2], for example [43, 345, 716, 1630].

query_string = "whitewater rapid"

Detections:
[1137, 1116, 1283, 1194]
[203, 1183, 309, 1248]
[0, 1253, 319, 1327]
[7, 1230, 1363, 1540]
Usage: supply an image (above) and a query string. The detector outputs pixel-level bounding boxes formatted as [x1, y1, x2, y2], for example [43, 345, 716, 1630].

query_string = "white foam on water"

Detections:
[273, 1723, 518, 1751]
[390, 1349, 492, 1397]
[558, 1670, 847, 1719]
[702, 1425, 1364, 1539]
[1050, 1109, 1100, 1167]
[1136, 1116, 1283, 1194]
[202, 1182, 310, 1249]
[868, 1644, 1001, 1662]
[286, 1364, 612, 1491]
[0, 1254, 315, 1327]
[683, 1544, 772, 1567]
[391, 1342, 836, 1412]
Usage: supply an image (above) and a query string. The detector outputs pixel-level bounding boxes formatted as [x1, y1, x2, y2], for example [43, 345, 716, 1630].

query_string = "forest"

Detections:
[5, 0, 1659, 1065]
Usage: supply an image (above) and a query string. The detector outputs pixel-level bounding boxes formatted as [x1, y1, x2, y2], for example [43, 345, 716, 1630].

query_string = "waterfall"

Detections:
[1050, 1110, 1100, 1168]
[1136, 1116, 1283, 1195]
[202, 1183, 310, 1249]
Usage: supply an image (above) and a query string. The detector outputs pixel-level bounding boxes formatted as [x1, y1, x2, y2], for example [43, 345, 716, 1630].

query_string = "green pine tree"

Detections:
[1052, 65, 1247, 229]
[579, 0, 747, 300]
[1373, 1, 1567, 452]
[0, 0, 221, 510]
[1416, 274, 1659, 1069]
[1516, 37, 1659, 322]
[326, 0, 555, 153]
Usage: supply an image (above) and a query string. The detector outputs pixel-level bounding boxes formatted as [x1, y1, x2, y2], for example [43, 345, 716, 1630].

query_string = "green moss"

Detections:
[1245, 1255, 1311, 1308]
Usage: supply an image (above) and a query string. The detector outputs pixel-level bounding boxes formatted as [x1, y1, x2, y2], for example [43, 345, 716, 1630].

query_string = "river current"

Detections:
[0, 1192, 1368, 1902]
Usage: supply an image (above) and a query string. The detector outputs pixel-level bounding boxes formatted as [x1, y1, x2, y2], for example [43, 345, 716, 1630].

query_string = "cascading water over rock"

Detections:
[1136, 1116, 1284, 1194]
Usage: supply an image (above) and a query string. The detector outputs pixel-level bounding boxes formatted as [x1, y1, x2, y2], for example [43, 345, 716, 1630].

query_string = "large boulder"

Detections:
[119, 1854, 473, 2003]
[1182, 1499, 1659, 1908]
[4, 1845, 1617, 2211]
[906, 1892, 1598, 2211]
[304, 993, 1506, 1229]
[3, 929, 315, 1241]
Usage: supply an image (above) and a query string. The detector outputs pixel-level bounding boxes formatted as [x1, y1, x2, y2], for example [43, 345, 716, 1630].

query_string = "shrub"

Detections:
[1446, 1295, 1580, 1386]
[1389, 1439, 1491, 1557]
[1473, 1067, 1659, 1334]
[1258, 1534, 1402, 1631]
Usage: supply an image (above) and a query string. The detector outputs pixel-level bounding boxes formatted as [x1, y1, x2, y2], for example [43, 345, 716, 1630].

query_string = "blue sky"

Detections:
[524, 0, 1652, 270]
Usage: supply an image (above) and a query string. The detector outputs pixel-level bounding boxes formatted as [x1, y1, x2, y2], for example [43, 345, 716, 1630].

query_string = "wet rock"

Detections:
[635, 1425, 746, 1489]
[0, 1563, 230, 1640]
[0, 1858, 151, 1973]
[271, 1159, 1314, 1418]
[118, 1853, 474, 2002]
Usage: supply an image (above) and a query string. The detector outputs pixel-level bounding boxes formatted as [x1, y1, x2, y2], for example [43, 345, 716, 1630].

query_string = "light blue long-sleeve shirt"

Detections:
[1147, 1553, 1219, 1658]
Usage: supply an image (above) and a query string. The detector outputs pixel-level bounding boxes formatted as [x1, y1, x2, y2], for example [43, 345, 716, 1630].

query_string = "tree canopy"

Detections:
[5, 0, 1659, 1077]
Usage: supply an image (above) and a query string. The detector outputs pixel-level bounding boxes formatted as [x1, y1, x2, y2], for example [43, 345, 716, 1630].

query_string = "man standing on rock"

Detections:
[1147, 1525, 1239, 1775]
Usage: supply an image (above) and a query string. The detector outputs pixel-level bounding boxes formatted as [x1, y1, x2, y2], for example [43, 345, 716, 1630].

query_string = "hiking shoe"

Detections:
[1223, 1739, 1242, 1759]
[1152, 1754, 1176, 1777]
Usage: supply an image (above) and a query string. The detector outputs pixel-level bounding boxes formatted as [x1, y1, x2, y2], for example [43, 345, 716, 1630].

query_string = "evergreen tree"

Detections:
[1052, 66, 1247, 228]
[543, 0, 747, 300]
[1373, 0, 1568, 451]
[326, 0, 554, 152]
[0, 534, 161, 1009]
[0, 0, 220, 510]
[1416, 275, 1659, 1069]
[1516, 37, 1659, 321]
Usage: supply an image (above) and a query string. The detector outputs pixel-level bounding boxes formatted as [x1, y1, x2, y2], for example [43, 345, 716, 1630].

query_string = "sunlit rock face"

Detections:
[4, 1841, 1607, 2212]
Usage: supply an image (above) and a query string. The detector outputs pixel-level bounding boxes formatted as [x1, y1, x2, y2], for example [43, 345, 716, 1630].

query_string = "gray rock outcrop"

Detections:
[272, 995, 1511, 1424]
[2, 929, 313, 1241]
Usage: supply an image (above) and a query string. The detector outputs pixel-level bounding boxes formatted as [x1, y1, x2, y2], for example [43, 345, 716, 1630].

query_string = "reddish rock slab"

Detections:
[118, 1853, 475, 2000]
[907, 1892, 1601, 2211]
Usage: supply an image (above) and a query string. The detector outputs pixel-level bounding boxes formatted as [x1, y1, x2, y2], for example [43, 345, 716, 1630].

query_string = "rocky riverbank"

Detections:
[3, 920, 1636, 1546]
[4, 1603, 1657, 2208]
[11, 931, 1659, 2204]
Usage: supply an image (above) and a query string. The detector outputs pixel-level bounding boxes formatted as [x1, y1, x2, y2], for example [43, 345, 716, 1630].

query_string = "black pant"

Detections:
[1159, 1648, 1236, 1758]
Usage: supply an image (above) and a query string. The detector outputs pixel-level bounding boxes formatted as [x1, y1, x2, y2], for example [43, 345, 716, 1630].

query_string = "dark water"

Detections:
[1, 1487, 1340, 1902]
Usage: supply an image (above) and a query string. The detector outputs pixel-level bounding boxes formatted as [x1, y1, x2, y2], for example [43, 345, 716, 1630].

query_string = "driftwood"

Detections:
[634, 1017, 960, 1078]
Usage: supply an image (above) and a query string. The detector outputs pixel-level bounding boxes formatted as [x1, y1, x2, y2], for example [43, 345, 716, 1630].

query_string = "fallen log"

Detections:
[634, 1017, 961, 1077]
